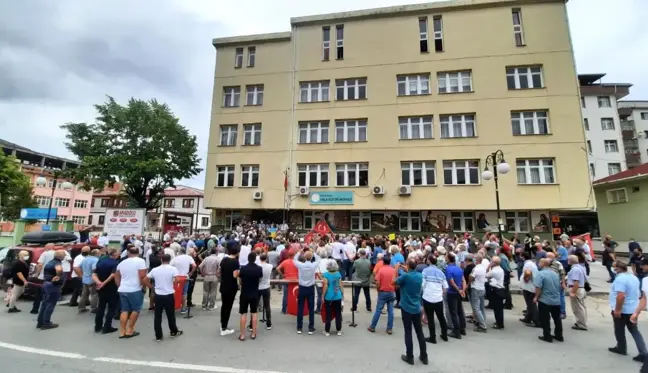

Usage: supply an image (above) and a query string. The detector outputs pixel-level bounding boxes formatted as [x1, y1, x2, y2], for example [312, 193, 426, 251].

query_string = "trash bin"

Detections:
[174, 276, 187, 311]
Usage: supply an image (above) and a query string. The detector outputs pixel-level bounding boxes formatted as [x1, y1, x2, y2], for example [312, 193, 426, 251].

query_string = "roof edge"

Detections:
[593, 173, 648, 187]
[212, 31, 292, 48]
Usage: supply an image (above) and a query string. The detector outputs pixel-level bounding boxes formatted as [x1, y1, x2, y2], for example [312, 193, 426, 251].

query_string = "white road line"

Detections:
[93, 357, 287, 373]
[0, 341, 86, 359]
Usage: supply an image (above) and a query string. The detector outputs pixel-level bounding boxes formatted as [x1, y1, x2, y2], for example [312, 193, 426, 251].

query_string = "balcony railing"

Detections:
[621, 120, 636, 131]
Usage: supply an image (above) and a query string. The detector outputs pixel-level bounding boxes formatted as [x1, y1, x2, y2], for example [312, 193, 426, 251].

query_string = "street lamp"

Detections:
[481, 150, 510, 242]
[35, 175, 73, 224]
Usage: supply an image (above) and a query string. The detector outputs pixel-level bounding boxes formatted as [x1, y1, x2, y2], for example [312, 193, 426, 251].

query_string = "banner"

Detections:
[105, 208, 145, 241]
[163, 212, 194, 235]
[304, 219, 333, 244]
[571, 232, 595, 259]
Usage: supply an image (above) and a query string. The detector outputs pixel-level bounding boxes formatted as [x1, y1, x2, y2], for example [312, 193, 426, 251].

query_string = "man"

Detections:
[37, 250, 66, 330]
[343, 238, 356, 281]
[69, 247, 86, 307]
[237, 252, 263, 341]
[369, 255, 396, 334]
[602, 235, 618, 283]
[469, 254, 488, 332]
[115, 246, 147, 338]
[7, 250, 30, 313]
[421, 255, 448, 343]
[98, 233, 110, 248]
[171, 248, 196, 314]
[629, 239, 642, 256]
[352, 249, 372, 313]
[219, 244, 240, 336]
[277, 249, 299, 314]
[93, 248, 120, 334]
[143, 254, 183, 342]
[631, 257, 648, 371]
[567, 254, 588, 331]
[258, 253, 273, 330]
[293, 249, 321, 335]
[533, 258, 563, 343]
[199, 248, 219, 311]
[519, 251, 540, 327]
[445, 253, 466, 339]
[631, 247, 645, 281]
[487, 256, 506, 329]
[393, 259, 427, 366]
[546, 252, 567, 319]
[497, 247, 513, 310]
[609, 261, 647, 362]
[79, 248, 100, 313]
[31, 243, 55, 314]
[330, 236, 345, 278]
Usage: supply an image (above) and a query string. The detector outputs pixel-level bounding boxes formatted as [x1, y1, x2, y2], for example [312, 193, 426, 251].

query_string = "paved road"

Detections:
[0, 285, 643, 373]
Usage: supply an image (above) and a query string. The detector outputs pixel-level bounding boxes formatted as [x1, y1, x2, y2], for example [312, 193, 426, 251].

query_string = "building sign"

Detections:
[309, 191, 353, 205]
[105, 208, 145, 241]
[163, 212, 194, 235]
[20, 208, 58, 220]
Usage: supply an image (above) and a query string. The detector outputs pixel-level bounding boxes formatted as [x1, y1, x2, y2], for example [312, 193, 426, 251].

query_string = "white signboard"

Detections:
[105, 208, 145, 241]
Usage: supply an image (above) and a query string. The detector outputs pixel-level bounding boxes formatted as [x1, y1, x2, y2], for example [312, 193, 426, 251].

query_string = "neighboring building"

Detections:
[1, 138, 92, 224]
[158, 185, 211, 233]
[592, 162, 648, 243]
[618, 100, 648, 168]
[578, 74, 632, 180]
[89, 183, 128, 227]
[205, 0, 593, 234]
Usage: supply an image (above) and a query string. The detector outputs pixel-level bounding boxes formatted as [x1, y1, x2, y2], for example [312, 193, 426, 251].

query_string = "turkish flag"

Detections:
[304, 219, 333, 244]
[570, 233, 595, 260]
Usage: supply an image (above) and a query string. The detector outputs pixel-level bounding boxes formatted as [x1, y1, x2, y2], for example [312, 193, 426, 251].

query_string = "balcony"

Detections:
[621, 120, 636, 131]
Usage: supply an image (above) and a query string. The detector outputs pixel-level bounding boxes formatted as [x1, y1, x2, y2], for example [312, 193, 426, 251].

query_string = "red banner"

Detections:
[571, 232, 595, 259]
[304, 219, 333, 244]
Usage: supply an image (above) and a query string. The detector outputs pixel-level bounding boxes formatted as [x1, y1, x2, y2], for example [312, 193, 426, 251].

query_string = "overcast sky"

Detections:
[1, 0, 646, 189]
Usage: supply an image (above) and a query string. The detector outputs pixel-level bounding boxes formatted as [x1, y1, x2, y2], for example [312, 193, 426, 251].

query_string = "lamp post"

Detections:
[35, 174, 73, 225]
[481, 150, 510, 242]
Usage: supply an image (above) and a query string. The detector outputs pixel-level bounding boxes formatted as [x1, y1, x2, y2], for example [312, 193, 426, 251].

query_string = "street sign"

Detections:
[20, 208, 58, 220]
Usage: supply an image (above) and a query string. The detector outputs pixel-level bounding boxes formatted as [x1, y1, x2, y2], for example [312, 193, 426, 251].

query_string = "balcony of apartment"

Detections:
[622, 120, 637, 140]
[625, 145, 642, 168]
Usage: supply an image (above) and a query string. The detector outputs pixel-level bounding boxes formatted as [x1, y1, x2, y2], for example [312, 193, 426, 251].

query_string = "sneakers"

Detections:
[180, 308, 188, 314]
[40, 323, 59, 330]
[308, 329, 316, 335]
[170, 331, 183, 338]
[297, 329, 302, 334]
[266, 325, 272, 330]
[336, 331, 343, 336]
[7, 307, 21, 313]
[324, 331, 330, 337]
[220, 329, 234, 336]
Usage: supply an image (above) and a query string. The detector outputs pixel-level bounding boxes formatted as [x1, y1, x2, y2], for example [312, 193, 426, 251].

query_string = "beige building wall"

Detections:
[205, 0, 592, 216]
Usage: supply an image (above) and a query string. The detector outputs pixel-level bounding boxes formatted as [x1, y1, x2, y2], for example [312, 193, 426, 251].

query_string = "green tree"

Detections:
[0, 152, 37, 220]
[61, 96, 202, 210]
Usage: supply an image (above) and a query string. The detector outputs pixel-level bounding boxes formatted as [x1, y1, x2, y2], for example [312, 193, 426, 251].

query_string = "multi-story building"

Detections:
[578, 74, 632, 180]
[205, 0, 593, 235]
[89, 183, 128, 227]
[618, 101, 648, 167]
[1, 138, 92, 224]
[158, 186, 211, 233]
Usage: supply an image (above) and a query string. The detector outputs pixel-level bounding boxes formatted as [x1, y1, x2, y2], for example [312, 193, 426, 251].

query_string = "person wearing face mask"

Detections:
[7, 250, 30, 313]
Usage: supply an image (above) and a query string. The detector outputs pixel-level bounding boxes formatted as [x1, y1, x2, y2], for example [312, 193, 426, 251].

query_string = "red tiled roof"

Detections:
[593, 162, 648, 185]
[92, 183, 124, 196]
[163, 185, 203, 197]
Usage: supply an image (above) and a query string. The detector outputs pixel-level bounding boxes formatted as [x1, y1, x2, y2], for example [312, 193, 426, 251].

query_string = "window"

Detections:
[437, 71, 472, 93]
[241, 165, 260, 187]
[581, 96, 586, 108]
[57, 215, 68, 221]
[511, 111, 549, 135]
[506, 66, 543, 89]
[72, 216, 86, 224]
[245, 85, 264, 106]
[322, 26, 330, 61]
[336, 25, 344, 59]
[73, 200, 88, 209]
[35, 196, 51, 207]
[100, 199, 110, 207]
[351, 212, 371, 231]
[419, 17, 429, 53]
[304, 211, 316, 230]
[243, 123, 261, 145]
[589, 163, 595, 178]
[299, 122, 329, 144]
[440, 114, 476, 138]
[516, 159, 556, 184]
[401, 161, 436, 186]
[443, 160, 479, 185]
[336, 78, 367, 100]
[98, 215, 105, 225]
[335, 120, 367, 142]
[584, 118, 589, 130]
[163, 199, 175, 208]
[607, 188, 627, 204]
[604, 140, 619, 153]
[335, 163, 369, 187]
[433, 16, 443, 52]
[223, 86, 241, 107]
[601, 118, 615, 130]
[608, 163, 622, 175]
[219, 125, 237, 146]
[217, 166, 235, 187]
[300, 81, 330, 103]
[452, 212, 474, 232]
[234, 47, 243, 68]
[298, 164, 329, 187]
[91, 199, 95, 208]
[641, 112, 648, 120]
[247, 47, 256, 67]
[597, 96, 611, 108]
[397, 74, 430, 96]
[201, 217, 210, 227]
[506, 211, 529, 232]
[586, 140, 592, 154]
[55, 198, 70, 207]
[399, 211, 421, 231]
[88, 215, 93, 225]
[512, 9, 525, 46]
[399, 116, 433, 140]
[182, 199, 194, 208]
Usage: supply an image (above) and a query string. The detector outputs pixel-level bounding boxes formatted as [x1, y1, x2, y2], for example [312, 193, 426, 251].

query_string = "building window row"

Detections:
[217, 165, 260, 187]
[223, 85, 264, 107]
[219, 123, 262, 146]
[234, 46, 256, 68]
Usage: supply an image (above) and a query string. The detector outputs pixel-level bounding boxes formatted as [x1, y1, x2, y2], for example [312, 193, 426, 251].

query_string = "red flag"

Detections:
[284, 172, 288, 191]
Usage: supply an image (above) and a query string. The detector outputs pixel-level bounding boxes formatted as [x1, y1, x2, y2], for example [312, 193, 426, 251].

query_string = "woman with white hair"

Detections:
[322, 259, 343, 336]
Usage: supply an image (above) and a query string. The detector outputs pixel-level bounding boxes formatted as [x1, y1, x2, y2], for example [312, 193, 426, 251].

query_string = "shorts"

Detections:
[239, 295, 259, 314]
[119, 291, 144, 313]
[182, 279, 190, 295]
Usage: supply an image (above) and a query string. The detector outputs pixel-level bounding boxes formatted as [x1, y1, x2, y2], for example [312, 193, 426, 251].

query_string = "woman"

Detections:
[322, 260, 343, 336]
[7, 250, 30, 313]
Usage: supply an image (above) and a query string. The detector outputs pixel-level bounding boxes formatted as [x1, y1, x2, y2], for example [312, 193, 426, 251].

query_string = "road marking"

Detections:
[0, 341, 86, 359]
[94, 357, 287, 373]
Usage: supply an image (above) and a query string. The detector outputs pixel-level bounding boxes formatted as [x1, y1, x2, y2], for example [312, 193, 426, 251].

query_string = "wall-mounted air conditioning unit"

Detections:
[399, 185, 412, 196]
[372, 185, 385, 195]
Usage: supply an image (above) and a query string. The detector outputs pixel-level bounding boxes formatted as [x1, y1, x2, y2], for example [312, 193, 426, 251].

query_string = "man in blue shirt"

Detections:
[93, 248, 120, 334]
[389, 245, 405, 309]
[394, 259, 427, 366]
[533, 258, 563, 343]
[609, 261, 647, 360]
[79, 248, 100, 313]
[445, 253, 466, 339]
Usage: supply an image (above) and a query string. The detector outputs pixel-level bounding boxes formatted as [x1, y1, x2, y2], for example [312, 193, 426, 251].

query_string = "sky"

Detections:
[1, 0, 646, 189]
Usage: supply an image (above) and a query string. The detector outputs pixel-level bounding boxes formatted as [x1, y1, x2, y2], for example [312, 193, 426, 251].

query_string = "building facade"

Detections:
[158, 186, 211, 233]
[618, 101, 648, 168]
[89, 183, 128, 227]
[205, 0, 593, 234]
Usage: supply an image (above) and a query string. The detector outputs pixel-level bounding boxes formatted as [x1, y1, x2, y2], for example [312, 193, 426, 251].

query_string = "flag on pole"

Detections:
[284, 171, 288, 191]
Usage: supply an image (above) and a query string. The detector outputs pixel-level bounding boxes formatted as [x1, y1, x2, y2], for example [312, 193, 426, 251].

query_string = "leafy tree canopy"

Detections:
[61, 96, 202, 210]
[0, 152, 37, 220]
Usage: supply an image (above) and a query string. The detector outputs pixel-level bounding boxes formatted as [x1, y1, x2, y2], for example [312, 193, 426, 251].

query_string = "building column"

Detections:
[40, 156, 46, 167]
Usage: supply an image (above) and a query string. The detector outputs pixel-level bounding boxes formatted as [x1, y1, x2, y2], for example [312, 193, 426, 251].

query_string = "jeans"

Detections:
[316, 286, 323, 313]
[370, 291, 395, 330]
[324, 299, 342, 333]
[559, 288, 566, 316]
[605, 264, 616, 281]
[613, 313, 648, 355]
[154, 294, 179, 339]
[470, 288, 487, 329]
[95, 289, 118, 331]
[37, 282, 60, 326]
[352, 286, 372, 311]
[220, 291, 237, 330]
[422, 300, 447, 338]
[259, 288, 272, 327]
[446, 293, 466, 333]
[539, 302, 563, 340]
[296, 285, 315, 331]
[282, 284, 288, 313]
[523, 290, 539, 325]
[342, 260, 352, 281]
[31, 285, 43, 313]
[401, 309, 427, 359]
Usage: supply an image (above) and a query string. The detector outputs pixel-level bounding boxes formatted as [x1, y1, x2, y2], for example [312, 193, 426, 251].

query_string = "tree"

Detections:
[61, 96, 202, 210]
[0, 152, 37, 220]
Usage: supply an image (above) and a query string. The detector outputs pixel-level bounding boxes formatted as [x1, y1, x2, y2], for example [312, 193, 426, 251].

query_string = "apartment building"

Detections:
[579, 74, 632, 180]
[205, 0, 592, 234]
[158, 186, 211, 233]
[89, 183, 128, 227]
[618, 101, 648, 167]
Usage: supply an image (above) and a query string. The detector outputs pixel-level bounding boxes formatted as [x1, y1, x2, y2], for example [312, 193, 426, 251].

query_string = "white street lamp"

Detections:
[35, 176, 47, 187]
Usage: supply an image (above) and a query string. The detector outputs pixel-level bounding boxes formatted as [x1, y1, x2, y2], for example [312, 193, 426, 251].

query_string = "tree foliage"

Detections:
[0, 152, 37, 220]
[61, 96, 202, 210]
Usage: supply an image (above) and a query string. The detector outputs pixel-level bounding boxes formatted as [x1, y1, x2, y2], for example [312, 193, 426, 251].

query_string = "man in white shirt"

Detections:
[98, 233, 110, 248]
[486, 256, 506, 329]
[422, 255, 449, 343]
[68, 249, 86, 307]
[239, 239, 252, 266]
[469, 255, 488, 332]
[143, 254, 183, 342]
[258, 253, 274, 330]
[170, 248, 196, 313]
[115, 247, 147, 338]
[31, 243, 56, 314]
[343, 239, 357, 281]
[519, 251, 540, 327]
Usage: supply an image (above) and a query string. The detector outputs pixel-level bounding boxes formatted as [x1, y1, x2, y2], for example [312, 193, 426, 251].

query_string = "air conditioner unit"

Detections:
[252, 190, 263, 200]
[372, 185, 385, 195]
[399, 185, 412, 196]
[299, 186, 309, 196]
